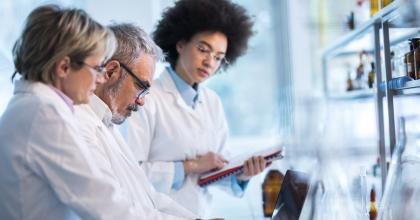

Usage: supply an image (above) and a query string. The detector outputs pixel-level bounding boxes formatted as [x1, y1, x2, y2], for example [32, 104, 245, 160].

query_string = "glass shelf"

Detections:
[322, 2, 419, 57]
[392, 80, 420, 96]
[328, 89, 375, 100]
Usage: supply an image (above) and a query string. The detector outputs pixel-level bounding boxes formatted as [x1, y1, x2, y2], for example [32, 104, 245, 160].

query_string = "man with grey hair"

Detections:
[74, 23, 200, 219]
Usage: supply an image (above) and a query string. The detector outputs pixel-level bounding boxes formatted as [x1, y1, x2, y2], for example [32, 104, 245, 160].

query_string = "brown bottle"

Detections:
[414, 40, 420, 79]
[368, 62, 375, 88]
[369, 187, 377, 220]
[347, 70, 354, 91]
[262, 170, 283, 217]
[405, 38, 420, 79]
[370, 0, 379, 16]
[381, 0, 393, 8]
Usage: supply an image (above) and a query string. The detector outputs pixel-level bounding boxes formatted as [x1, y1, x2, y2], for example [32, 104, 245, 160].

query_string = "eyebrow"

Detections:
[198, 41, 226, 55]
[136, 79, 150, 89]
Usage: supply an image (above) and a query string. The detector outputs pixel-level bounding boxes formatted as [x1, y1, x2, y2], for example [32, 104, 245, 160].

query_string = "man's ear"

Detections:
[104, 60, 122, 81]
[54, 56, 71, 78]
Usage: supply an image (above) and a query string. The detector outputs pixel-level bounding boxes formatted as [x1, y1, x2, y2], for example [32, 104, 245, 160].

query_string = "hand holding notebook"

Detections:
[198, 146, 284, 187]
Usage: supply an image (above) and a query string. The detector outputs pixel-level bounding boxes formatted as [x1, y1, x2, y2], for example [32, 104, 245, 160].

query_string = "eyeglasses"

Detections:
[76, 61, 107, 76]
[195, 43, 229, 66]
[119, 62, 150, 100]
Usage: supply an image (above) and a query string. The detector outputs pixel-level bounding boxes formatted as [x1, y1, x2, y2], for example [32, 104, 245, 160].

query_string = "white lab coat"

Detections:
[0, 79, 144, 220]
[126, 70, 238, 217]
[74, 95, 198, 220]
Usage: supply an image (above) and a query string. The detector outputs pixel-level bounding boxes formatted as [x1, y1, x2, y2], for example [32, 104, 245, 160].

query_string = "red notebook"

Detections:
[198, 147, 284, 187]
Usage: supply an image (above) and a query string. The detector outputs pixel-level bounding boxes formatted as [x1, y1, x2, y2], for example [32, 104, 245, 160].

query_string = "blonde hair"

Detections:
[12, 4, 116, 83]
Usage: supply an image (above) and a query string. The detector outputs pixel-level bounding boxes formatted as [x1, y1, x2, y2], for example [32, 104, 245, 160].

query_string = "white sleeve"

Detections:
[26, 105, 142, 220]
[143, 175, 199, 219]
[126, 99, 178, 193]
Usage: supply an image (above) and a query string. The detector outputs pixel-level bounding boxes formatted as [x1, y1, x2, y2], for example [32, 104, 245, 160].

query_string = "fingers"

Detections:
[214, 154, 228, 169]
[219, 155, 229, 164]
[194, 152, 227, 173]
[243, 156, 267, 177]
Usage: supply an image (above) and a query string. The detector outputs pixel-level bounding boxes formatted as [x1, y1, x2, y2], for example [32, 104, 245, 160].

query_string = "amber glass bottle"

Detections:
[406, 39, 420, 79]
[262, 170, 283, 217]
[414, 40, 420, 79]
[368, 62, 375, 88]
[381, 0, 393, 8]
[369, 187, 377, 220]
[370, 0, 379, 16]
[347, 70, 354, 91]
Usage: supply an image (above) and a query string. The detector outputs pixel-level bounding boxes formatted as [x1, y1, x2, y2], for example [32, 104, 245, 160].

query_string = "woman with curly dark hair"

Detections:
[126, 0, 269, 216]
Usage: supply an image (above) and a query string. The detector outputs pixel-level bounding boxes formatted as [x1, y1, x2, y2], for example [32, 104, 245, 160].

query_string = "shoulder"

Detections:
[200, 86, 223, 106]
[73, 104, 102, 137]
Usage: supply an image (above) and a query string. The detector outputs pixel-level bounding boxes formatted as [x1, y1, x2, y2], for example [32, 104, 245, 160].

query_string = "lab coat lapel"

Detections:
[14, 80, 73, 115]
[159, 70, 201, 120]
[87, 97, 157, 209]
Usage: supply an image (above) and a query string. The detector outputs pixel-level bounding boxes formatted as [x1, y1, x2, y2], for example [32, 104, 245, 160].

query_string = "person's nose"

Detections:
[136, 96, 145, 106]
[202, 56, 215, 69]
[95, 74, 106, 85]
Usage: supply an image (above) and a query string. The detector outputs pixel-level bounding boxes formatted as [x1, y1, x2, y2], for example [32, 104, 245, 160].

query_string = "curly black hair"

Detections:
[153, 0, 254, 70]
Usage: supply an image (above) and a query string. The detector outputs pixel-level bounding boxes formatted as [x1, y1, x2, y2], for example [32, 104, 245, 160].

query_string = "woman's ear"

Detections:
[54, 56, 71, 78]
[176, 40, 186, 54]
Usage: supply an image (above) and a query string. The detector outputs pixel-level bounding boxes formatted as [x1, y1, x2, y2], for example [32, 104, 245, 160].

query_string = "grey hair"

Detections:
[108, 23, 163, 65]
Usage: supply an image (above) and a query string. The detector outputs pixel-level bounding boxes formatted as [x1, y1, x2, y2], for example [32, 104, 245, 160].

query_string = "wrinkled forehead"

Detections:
[129, 53, 156, 83]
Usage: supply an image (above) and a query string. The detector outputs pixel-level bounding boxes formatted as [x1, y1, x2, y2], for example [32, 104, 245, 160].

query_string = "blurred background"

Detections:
[1, 0, 420, 219]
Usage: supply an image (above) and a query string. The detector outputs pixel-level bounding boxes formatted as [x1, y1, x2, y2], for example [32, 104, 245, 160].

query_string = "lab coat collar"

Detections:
[13, 79, 74, 113]
[89, 95, 113, 128]
[159, 69, 204, 107]
[166, 66, 200, 108]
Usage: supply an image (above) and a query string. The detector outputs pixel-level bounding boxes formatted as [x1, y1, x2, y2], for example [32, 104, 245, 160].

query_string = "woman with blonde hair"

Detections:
[0, 5, 147, 220]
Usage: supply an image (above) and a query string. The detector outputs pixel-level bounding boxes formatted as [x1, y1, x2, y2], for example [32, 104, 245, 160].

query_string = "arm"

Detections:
[126, 103, 181, 193]
[27, 105, 142, 220]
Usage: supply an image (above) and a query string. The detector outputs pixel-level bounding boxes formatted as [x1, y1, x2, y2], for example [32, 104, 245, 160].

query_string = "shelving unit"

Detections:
[391, 80, 420, 96]
[322, 1, 420, 192]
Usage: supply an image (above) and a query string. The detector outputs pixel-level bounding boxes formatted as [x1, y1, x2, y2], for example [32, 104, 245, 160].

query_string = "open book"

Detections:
[198, 146, 284, 187]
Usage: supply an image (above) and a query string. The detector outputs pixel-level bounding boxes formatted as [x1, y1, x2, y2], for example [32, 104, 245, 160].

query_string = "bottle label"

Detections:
[408, 63, 413, 72]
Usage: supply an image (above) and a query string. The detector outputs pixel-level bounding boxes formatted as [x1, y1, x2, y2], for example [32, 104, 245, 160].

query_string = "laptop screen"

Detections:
[271, 170, 310, 220]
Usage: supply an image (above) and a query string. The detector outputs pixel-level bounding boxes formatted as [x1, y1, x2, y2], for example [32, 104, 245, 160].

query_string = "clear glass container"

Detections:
[379, 116, 420, 220]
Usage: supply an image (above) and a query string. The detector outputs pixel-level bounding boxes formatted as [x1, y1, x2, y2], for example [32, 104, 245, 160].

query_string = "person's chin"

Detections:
[73, 96, 89, 105]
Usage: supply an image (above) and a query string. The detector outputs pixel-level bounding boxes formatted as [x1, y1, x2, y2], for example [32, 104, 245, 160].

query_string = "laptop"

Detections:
[271, 170, 310, 220]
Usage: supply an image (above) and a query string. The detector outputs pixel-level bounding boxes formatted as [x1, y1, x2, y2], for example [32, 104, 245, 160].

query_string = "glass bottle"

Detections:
[368, 62, 375, 88]
[370, 0, 379, 16]
[369, 187, 377, 220]
[414, 40, 420, 79]
[262, 170, 283, 217]
[346, 70, 354, 91]
[381, 0, 393, 8]
[405, 38, 420, 79]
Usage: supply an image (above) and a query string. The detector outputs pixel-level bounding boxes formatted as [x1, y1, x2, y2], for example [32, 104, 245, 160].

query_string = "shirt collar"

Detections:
[48, 85, 74, 113]
[89, 94, 113, 128]
[167, 66, 200, 108]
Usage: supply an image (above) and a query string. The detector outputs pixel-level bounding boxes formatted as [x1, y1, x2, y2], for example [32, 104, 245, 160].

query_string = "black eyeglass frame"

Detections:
[119, 62, 151, 100]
